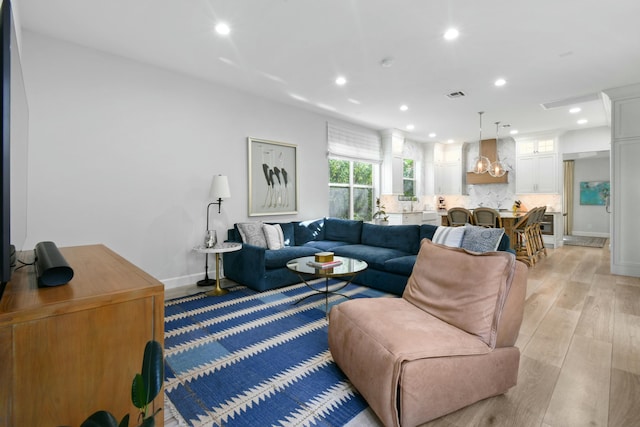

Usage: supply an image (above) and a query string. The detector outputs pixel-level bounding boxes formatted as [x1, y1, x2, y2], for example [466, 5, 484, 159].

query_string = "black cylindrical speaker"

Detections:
[34, 241, 74, 287]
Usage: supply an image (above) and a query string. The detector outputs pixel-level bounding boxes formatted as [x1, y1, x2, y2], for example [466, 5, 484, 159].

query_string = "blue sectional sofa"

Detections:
[223, 217, 512, 295]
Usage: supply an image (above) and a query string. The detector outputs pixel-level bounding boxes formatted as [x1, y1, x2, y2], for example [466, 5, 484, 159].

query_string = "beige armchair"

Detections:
[328, 239, 527, 426]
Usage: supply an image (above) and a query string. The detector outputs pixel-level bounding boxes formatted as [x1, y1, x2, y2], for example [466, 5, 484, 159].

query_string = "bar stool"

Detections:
[513, 211, 536, 266]
[473, 207, 502, 228]
[447, 207, 474, 227]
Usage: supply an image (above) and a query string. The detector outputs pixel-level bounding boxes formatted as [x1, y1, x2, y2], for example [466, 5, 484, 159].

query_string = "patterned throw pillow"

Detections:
[431, 226, 465, 248]
[460, 224, 505, 253]
[237, 222, 267, 248]
[263, 223, 285, 250]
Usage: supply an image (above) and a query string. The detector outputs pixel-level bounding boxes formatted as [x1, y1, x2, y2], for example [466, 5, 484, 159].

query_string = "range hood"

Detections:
[466, 138, 509, 184]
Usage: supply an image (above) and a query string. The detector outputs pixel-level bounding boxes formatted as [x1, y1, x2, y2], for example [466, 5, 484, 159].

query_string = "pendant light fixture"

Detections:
[471, 111, 490, 174]
[489, 121, 507, 177]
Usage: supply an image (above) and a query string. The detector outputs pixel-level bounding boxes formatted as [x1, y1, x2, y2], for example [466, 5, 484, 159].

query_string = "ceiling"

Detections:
[17, 0, 640, 144]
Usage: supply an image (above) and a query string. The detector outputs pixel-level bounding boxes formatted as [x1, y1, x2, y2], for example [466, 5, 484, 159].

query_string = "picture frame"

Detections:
[579, 181, 610, 206]
[248, 137, 298, 216]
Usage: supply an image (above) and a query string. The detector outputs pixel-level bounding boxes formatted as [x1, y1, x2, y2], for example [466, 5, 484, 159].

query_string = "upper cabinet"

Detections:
[515, 135, 559, 194]
[434, 143, 464, 195]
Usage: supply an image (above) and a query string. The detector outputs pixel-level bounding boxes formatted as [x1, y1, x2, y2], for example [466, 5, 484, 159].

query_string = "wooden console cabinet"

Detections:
[0, 245, 164, 427]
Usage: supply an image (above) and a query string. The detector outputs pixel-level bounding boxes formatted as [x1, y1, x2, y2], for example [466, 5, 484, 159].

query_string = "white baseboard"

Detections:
[571, 231, 610, 238]
[161, 270, 223, 290]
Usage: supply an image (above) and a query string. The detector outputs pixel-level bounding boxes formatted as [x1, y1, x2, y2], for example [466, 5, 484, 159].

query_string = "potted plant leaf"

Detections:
[80, 340, 163, 427]
[373, 198, 389, 225]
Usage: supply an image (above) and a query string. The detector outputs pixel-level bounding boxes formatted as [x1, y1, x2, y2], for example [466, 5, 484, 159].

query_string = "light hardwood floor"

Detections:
[165, 242, 640, 427]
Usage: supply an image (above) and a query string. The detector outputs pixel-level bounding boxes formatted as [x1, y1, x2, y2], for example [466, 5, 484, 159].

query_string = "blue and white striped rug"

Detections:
[164, 280, 393, 427]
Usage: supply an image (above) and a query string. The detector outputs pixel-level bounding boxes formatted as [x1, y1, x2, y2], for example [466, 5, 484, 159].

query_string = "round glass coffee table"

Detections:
[286, 255, 368, 314]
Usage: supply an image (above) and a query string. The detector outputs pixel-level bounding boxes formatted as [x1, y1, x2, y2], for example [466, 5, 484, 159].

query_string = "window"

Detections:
[403, 158, 415, 197]
[329, 159, 375, 221]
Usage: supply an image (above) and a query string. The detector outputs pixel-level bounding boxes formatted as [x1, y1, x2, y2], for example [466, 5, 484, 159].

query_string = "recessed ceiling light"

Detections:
[429, 132, 437, 138]
[400, 105, 408, 111]
[569, 107, 581, 114]
[444, 28, 459, 41]
[494, 78, 507, 87]
[406, 124, 415, 131]
[577, 118, 588, 125]
[510, 129, 519, 135]
[335, 76, 347, 86]
[447, 139, 454, 144]
[214, 22, 231, 36]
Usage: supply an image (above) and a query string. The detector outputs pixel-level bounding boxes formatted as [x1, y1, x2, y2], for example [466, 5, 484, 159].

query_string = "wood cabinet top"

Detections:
[0, 244, 164, 326]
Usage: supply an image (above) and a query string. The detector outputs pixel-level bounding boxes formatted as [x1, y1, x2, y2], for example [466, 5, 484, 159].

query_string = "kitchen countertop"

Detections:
[438, 210, 561, 218]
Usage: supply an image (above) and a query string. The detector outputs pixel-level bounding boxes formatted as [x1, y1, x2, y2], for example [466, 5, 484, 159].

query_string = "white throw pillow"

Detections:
[263, 223, 285, 250]
[431, 226, 465, 248]
[237, 222, 267, 248]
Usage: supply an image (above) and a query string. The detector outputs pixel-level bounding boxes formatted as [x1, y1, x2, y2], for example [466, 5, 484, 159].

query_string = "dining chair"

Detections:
[473, 207, 502, 228]
[447, 207, 474, 227]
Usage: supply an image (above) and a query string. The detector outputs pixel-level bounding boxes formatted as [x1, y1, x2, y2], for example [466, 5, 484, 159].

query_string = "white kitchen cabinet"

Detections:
[434, 142, 463, 195]
[387, 212, 422, 225]
[516, 135, 559, 194]
[435, 162, 462, 194]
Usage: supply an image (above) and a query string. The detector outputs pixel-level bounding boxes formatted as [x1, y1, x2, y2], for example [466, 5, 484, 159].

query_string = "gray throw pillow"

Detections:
[460, 224, 505, 253]
[237, 222, 267, 248]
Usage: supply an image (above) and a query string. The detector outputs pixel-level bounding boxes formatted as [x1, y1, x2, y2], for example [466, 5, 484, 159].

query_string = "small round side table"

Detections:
[193, 242, 242, 296]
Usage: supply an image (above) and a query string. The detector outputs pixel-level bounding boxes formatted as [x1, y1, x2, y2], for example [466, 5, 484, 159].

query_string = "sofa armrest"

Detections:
[222, 243, 266, 285]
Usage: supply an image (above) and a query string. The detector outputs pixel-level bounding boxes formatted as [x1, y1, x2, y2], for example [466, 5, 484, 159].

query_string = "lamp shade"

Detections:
[210, 175, 231, 200]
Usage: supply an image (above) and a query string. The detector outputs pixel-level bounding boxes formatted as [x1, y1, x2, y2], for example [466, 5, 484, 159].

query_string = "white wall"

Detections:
[21, 31, 349, 289]
[560, 126, 610, 154]
[572, 157, 610, 237]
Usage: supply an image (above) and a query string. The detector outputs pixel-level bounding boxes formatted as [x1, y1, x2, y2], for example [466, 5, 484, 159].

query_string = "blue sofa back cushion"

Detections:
[361, 223, 421, 254]
[419, 224, 438, 241]
[293, 219, 325, 245]
[324, 218, 363, 244]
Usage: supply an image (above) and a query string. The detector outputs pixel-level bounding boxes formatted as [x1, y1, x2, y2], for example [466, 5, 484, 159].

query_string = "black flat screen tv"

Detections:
[0, 0, 29, 300]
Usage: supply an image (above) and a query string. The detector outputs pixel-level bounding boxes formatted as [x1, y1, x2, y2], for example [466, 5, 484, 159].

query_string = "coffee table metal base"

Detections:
[294, 274, 356, 314]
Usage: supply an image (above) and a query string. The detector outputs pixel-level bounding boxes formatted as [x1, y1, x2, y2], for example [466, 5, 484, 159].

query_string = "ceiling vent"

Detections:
[446, 91, 466, 99]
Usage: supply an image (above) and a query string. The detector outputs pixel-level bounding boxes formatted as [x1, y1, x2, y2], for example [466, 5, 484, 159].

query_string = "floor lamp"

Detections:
[197, 175, 231, 286]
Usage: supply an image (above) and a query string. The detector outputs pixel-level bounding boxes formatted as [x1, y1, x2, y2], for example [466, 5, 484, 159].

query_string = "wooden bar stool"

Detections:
[473, 207, 502, 228]
[447, 207, 474, 226]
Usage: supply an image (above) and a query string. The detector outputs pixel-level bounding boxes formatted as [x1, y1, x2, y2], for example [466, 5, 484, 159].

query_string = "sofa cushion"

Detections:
[419, 224, 438, 241]
[324, 218, 362, 244]
[460, 224, 505, 253]
[361, 223, 420, 254]
[237, 222, 267, 248]
[293, 219, 325, 245]
[264, 246, 318, 269]
[403, 239, 516, 348]
[384, 255, 417, 276]
[431, 226, 464, 248]
[333, 244, 410, 270]
[268, 222, 295, 246]
[302, 240, 351, 252]
[263, 223, 285, 250]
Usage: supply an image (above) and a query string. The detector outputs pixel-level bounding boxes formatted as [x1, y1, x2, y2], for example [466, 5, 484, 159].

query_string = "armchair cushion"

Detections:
[403, 239, 516, 348]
